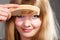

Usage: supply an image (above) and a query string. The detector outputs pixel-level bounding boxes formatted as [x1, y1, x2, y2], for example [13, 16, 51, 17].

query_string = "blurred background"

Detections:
[0, 0, 60, 40]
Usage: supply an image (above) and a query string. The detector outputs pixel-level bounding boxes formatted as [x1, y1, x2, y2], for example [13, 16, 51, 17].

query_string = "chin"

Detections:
[22, 34, 34, 38]
[21, 32, 36, 38]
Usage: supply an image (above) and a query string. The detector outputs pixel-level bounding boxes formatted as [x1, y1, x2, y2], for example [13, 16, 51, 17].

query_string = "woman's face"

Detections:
[15, 9, 41, 38]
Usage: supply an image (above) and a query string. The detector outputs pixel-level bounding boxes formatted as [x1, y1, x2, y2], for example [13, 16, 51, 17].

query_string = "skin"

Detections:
[0, 4, 19, 22]
[15, 10, 41, 40]
[0, 4, 42, 40]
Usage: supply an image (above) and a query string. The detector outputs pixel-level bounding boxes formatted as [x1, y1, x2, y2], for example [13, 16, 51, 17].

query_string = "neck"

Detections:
[20, 35, 32, 40]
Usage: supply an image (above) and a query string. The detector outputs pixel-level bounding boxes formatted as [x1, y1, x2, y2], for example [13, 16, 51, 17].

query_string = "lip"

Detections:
[23, 28, 32, 32]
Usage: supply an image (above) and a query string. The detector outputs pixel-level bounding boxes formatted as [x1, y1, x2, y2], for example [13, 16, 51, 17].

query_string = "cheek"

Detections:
[15, 18, 23, 27]
[31, 19, 41, 28]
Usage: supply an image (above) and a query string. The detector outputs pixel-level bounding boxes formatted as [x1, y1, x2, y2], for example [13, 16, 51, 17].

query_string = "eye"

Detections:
[32, 15, 40, 18]
[17, 15, 24, 18]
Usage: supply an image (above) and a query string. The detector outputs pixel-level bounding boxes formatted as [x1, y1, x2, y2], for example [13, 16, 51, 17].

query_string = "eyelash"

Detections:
[17, 15, 24, 18]
[17, 15, 40, 18]
[32, 15, 40, 18]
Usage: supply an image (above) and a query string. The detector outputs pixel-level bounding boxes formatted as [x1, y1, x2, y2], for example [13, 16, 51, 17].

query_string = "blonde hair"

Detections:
[5, 0, 58, 40]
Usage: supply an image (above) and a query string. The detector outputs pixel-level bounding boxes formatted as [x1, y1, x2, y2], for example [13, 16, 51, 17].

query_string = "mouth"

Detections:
[22, 28, 32, 33]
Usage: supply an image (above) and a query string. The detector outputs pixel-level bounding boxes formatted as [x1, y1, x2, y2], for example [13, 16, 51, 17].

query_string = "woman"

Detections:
[0, 0, 59, 40]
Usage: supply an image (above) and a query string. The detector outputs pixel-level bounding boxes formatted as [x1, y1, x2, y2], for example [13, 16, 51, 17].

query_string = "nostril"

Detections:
[24, 23, 31, 27]
[24, 22, 31, 27]
[24, 24, 31, 27]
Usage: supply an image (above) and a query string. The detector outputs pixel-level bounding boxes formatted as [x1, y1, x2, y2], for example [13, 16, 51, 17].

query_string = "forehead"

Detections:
[11, 5, 40, 16]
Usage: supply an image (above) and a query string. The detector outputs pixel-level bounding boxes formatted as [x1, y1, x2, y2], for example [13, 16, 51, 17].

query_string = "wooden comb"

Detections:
[10, 5, 40, 16]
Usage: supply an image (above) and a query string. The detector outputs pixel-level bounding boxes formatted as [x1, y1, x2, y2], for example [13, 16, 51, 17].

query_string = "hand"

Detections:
[0, 4, 19, 22]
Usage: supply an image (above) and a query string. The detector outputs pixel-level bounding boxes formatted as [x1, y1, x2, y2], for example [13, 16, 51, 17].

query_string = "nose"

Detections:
[23, 20, 31, 27]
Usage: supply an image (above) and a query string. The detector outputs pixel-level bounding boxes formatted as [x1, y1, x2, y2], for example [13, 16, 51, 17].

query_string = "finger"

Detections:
[0, 7, 10, 13]
[0, 10, 8, 16]
[4, 4, 19, 8]
[0, 11, 11, 20]
[0, 4, 19, 8]
[7, 12, 11, 20]
[0, 8, 11, 19]
[0, 16, 7, 21]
